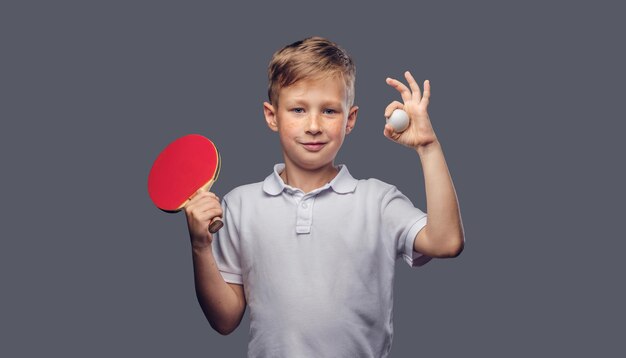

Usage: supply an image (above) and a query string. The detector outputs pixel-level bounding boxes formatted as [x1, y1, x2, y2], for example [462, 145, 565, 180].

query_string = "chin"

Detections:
[298, 162, 331, 171]
[291, 158, 335, 171]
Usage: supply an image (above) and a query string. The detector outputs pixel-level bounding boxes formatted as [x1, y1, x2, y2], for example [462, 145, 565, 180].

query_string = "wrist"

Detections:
[414, 139, 441, 156]
[191, 236, 214, 253]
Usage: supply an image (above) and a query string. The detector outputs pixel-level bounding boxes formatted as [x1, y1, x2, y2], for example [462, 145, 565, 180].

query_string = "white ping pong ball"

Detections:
[387, 109, 410, 133]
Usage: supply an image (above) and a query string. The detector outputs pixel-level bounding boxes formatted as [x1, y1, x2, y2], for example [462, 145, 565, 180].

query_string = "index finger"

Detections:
[386, 77, 412, 103]
[185, 190, 219, 209]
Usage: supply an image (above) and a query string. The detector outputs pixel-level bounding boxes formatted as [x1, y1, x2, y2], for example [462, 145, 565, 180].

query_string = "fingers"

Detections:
[387, 71, 430, 106]
[383, 123, 400, 141]
[187, 190, 219, 205]
[421, 80, 431, 107]
[183, 190, 223, 245]
[184, 191, 222, 217]
[384, 101, 404, 118]
[404, 71, 422, 99]
[193, 187, 218, 199]
[383, 123, 394, 137]
[185, 198, 224, 236]
[386, 77, 412, 103]
[190, 207, 223, 224]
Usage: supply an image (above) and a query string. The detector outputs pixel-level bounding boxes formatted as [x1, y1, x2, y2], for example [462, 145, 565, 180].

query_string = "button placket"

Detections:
[295, 194, 315, 235]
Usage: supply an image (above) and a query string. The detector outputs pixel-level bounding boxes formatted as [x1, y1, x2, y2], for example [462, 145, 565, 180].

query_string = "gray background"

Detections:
[2, 0, 624, 356]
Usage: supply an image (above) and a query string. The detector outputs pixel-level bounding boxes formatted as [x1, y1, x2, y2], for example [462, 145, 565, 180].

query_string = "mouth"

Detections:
[301, 142, 327, 152]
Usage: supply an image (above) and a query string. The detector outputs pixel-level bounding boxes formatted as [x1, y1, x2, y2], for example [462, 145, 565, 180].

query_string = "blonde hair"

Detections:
[267, 36, 356, 108]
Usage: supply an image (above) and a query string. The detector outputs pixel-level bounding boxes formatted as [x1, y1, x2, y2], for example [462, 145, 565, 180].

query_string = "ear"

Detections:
[345, 105, 358, 135]
[263, 102, 278, 132]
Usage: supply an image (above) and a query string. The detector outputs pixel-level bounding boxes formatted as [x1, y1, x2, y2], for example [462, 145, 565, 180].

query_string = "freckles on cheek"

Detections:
[282, 122, 300, 132]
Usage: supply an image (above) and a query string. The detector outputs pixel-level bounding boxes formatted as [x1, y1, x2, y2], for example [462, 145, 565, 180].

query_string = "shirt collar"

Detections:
[262, 163, 358, 196]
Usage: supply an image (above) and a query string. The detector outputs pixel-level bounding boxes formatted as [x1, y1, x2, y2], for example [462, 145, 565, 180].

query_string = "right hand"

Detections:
[184, 189, 223, 249]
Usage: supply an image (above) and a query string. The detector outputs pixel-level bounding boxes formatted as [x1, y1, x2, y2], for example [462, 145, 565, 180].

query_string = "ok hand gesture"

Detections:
[384, 71, 438, 149]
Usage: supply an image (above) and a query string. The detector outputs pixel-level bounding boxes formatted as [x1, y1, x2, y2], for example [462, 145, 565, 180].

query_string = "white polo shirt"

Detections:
[212, 163, 430, 358]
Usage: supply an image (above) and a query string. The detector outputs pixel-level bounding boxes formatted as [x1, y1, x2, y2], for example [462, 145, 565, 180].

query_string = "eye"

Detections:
[323, 108, 338, 115]
[291, 108, 305, 114]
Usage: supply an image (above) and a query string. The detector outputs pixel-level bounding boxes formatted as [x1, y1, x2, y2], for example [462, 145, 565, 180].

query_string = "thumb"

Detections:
[383, 124, 398, 140]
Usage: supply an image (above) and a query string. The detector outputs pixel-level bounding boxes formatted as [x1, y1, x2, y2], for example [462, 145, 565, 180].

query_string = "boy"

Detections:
[184, 36, 464, 357]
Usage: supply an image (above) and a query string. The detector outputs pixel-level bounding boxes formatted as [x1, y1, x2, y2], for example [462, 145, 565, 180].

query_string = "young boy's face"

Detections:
[263, 76, 358, 172]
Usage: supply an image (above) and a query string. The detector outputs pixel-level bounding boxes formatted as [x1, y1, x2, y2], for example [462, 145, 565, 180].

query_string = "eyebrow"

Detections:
[285, 100, 343, 108]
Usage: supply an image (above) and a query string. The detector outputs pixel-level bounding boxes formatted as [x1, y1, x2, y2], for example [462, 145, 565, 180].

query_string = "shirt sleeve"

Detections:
[210, 197, 244, 284]
[381, 185, 432, 268]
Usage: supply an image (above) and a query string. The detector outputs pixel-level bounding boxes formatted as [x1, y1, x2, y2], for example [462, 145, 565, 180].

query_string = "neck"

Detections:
[280, 164, 339, 193]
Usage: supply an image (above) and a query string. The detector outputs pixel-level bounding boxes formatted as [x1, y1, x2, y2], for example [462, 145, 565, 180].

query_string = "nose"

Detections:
[305, 113, 322, 135]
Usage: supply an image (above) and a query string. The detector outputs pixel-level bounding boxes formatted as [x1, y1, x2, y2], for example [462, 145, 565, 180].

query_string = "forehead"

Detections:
[280, 76, 348, 105]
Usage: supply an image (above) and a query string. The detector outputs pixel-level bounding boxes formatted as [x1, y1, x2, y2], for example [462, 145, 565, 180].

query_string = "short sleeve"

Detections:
[211, 198, 243, 284]
[381, 185, 432, 267]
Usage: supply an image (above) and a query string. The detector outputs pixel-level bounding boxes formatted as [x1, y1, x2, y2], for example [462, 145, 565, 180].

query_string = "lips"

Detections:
[301, 142, 327, 152]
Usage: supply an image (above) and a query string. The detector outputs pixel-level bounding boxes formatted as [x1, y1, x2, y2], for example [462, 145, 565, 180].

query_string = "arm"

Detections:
[385, 71, 465, 258]
[185, 190, 246, 335]
[413, 141, 464, 257]
[192, 246, 246, 335]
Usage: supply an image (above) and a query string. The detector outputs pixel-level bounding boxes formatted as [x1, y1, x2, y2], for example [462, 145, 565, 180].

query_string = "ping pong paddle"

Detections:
[148, 134, 223, 233]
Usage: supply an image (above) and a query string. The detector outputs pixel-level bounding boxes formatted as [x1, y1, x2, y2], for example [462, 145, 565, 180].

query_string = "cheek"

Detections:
[330, 121, 347, 137]
[277, 117, 299, 132]
[277, 122, 302, 144]
[281, 123, 301, 137]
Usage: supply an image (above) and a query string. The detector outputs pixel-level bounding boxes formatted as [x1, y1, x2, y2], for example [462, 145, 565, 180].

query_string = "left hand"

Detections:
[384, 71, 438, 149]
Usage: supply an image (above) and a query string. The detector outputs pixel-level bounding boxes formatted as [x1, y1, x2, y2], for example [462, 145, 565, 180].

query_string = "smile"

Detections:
[301, 142, 327, 152]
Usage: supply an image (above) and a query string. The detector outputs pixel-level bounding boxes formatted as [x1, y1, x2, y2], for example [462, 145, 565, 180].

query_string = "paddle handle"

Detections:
[195, 179, 223, 234]
[209, 219, 223, 233]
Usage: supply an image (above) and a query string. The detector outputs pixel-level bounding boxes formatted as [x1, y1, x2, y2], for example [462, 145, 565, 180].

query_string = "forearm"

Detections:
[416, 140, 464, 254]
[191, 246, 244, 335]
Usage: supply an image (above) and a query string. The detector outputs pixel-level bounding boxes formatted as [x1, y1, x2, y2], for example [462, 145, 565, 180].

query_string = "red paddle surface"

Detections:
[148, 134, 219, 212]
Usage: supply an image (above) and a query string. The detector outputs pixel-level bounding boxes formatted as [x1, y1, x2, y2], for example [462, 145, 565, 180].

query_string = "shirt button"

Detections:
[301, 202, 308, 209]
